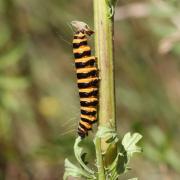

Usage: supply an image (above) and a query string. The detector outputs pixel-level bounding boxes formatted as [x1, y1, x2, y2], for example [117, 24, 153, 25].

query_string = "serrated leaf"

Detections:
[63, 159, 93, 180]
[96, 126, 119, 144]
[95, 126, 119, 156]
[107, 152, 127, 179]
[74, 137, 95, 176]
[107, 132, 142, 179]
[122, 133, 142, 157]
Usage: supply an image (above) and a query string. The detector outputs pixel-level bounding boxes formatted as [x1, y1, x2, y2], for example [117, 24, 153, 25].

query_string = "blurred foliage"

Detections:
[0, 0, 180, 179]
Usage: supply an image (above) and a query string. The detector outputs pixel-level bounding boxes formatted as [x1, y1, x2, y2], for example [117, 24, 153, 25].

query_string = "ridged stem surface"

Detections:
[94, 0, 116, 171]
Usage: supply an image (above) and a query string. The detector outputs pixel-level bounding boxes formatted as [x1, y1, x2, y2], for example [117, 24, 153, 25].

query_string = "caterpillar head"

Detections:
[71, 21, 94, 36]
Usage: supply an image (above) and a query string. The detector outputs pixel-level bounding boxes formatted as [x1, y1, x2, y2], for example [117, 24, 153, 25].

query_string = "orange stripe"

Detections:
[79, 120, 92, 129]
[74, 32, 84, 37]
[73, 46, 90, 54]
[81, 114, 96, 121]
[76, 67, 97, 74]
[80, 97, 98, 102]
[73, 38, 87, 44]
[81, 107, 96, 112]
[79, 87, 98, 93]
[77, 77, 98, 83]
[75, 56, 96, 63]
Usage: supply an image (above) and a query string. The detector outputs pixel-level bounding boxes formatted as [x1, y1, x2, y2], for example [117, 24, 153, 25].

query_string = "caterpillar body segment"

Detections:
[71, 21, 98, 138]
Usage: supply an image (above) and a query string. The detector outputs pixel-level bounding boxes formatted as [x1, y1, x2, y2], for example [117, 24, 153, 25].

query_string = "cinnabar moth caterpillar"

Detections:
[71, 21, 98, 138]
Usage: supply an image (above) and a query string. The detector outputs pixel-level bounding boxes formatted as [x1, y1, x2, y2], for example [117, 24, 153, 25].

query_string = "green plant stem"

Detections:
[94, 137, 106, 180]
[94, 0, 117, 167]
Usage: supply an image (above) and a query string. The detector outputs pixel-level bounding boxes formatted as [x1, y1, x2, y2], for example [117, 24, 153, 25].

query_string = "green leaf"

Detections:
[143, 143, 161, 163]
[64, 138, 96, 179]
[95, 126, 119, 156]
[0, 43, 26, 69]
[105, 0, 118, 18]
[147, 126, 166, 148]
[81, 152, 88, 165]
[107, 152, 127, 179]
[1, 92, 21, 111]
[96, 126, 119, 144]
[106, 0, 118, 6]
[122, 132, 142, 157]
[165, 148, 180, 171]
[0, 109, 13, 140]
[74, 137, 95, 176]
[0, 25, 11, 48]
[0, 76, 29, 90]
[63, 159, 94, 180]
[106, 132, 142, 179]
[128, 178, 138, 180]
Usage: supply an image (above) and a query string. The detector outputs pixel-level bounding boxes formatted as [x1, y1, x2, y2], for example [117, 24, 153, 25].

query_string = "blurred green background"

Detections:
[0, 0, 180, 179]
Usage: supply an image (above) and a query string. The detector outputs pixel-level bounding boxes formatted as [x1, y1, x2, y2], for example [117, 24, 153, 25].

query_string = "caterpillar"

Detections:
[71, 21, 98, 138]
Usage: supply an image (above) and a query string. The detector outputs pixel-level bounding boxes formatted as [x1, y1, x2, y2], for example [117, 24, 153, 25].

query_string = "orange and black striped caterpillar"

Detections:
[71, 21, 98, 138]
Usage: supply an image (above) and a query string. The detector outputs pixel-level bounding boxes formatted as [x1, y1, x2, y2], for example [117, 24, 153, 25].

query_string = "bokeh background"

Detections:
[0, 0, 180, 179]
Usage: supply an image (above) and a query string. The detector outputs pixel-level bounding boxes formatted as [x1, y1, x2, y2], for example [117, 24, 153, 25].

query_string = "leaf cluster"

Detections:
[64, 127, 142, 180]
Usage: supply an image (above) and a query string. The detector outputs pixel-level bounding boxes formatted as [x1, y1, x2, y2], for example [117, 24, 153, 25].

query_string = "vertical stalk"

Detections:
[94, 0, 116, 166]
[94, 137, 106, 180]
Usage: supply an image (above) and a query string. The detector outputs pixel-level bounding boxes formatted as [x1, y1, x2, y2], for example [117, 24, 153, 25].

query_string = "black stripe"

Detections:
[74, 35, 85, 39]
[75, 59, 95, 68]
[73, 41, 87, 48]
[79, 122, 92, 130]
[74, 50, 91, 59]
[80, 100, 98, 107]
[79, 90, 98, 98]
[78, 128, 87, 138]
[81, 109, 96, 116]
[77, 70, 97, 79]
[78, 79, 98, 88]
[81, 117, 97, 124]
